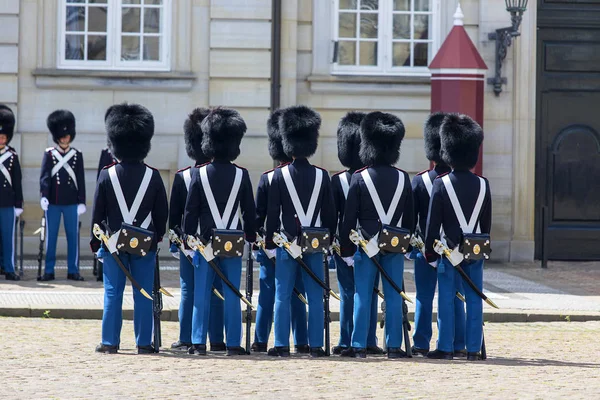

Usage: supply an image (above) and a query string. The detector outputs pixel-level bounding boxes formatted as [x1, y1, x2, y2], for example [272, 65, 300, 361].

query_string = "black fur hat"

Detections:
[184, 108, 211, 164]
[0, 105, 15, 144]
[105, 103, 154, 162]
[359, 112, 405, 166]
[440, 113, 484, 171]
[201, 107, 246, 161]
[47, 110, 76, 144]
[337, 111, 366, 171]
[267, 109, 292, 163]
[280, 105, 321, 159]
[424, 112, 448, 165]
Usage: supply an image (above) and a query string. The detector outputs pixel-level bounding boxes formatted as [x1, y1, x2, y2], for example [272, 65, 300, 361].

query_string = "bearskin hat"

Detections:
[0, 104, 15, 144]
[105, 103, 154, 162]
[337, 111, 366, 171]
[267, 109, 292, 163]
[440, 113, 484, 170]
[424, 112, 448, 165]
[280, 105, 321, 159]
[200, 107, 246, 161]
[359, 112, 405, 166]
[47, 110, 76, 144]
[183, 108, 211, 165]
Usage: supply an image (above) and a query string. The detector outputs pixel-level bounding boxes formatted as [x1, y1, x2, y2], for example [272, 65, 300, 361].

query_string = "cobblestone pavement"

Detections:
[2, 318, 599, 399]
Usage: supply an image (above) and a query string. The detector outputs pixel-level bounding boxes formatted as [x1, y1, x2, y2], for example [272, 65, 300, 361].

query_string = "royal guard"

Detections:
[265, 106, 336, 358]
[39, 110, 86, 281]
[410, 113, 466, 357]
[339, 112, 414, 359]
[97, 147, 117, 179]
[0, 105, 23, 281]
[92, 103, 168, 354]
[183, 108, 256, 356]
[168, 108, 225, 352]
[330, 112, 382, 355]
[251, 109, 309, 354]
[424, 114, 491, 361]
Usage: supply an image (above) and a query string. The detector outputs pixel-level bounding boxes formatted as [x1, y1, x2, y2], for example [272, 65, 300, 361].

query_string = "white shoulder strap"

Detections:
[0, 152, 12, 186]
[200, 165, 243, 229]
[421, 171, 433, 197]
[267, 170, 275, 185]
[108, 165, 153, 228]
[183, 168, 192, 191]
[441, 175, 486, 234]
[361, 169, 405, 227]
[281, 165, 323, 227]
[339, 172, 350, 199]
[51, 149, 78, 190]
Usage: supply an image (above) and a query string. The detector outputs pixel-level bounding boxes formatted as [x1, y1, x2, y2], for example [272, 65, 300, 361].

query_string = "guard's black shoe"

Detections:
[309, 347, 327, 358]
[467, 352, 483, 361]
[37, 273, 55, 282]
[0, 268, 5, 275]
[188, 344, 207, 355]
[226, 346, 248, 356]
[387, 348, 408, 359]
[211, 342, 227, 352]
[454, 349, 468, 358]
[251, 342, 268, 353]
[411, 346, 429, 357]
[137, 345, 155, 354]
[267, 346, 290, 357]
[426, 349, 453, 360]
[96, 275, 103, 282]
[171, 340, 192, 350]
[95, 343, 118, 354]
[340, 347, 366, 359]
[367, 345, 384, 355]
[5, 272, 20, 281]
[295, 344, 310, 354]
[67, 273, 84, 281]
[332, 345, 347, 355]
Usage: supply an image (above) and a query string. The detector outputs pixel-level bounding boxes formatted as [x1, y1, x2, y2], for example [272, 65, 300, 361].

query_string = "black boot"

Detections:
[332, 345, 347, 355]
[251, 342, 268, 353]
[95, 343, 118, 354]
[5, 272, 20, 281]
[426, 349, 453, 360]
[188, 344, 207, 355]
[340, 347, 366, 359]
[210, 342, 227, 352]
[467, 352, 483, 361]
[226, 346, 247, 356]
[454, 349, 467, 358]
[411, 346, 429, 357]
[309, 347, 327, 358]
[267, 346, 290, 357]
[37, 273, 55, 282]
[295, 344, 310, 354]
[171, 340, 192, 350]
[366, 345, 384, 355]
[0, 267, 5, 275]
[138, 345, 154, 354]
[387, 348, 408, 359]
[67, 273, 85, 281]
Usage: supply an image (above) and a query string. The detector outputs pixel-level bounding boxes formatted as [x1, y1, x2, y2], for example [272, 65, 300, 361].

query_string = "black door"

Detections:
[536, 1, 600, 260]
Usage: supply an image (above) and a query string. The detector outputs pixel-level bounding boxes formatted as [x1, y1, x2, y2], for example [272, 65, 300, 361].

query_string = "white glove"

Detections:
[252, 250, 258, 261]
[40, 197, 49, 211]
[14, 208, 23, 217]
[77, 204, 87, 215]
[264, 248, 277, 259]
[342, 256, 354, 267]
[172, 251, 180, 260]
[429, 260, 438, 269]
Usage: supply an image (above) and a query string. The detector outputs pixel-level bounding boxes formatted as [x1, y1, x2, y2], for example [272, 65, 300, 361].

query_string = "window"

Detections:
[332, 0, 440, 76]
[58, 0, 171, 71]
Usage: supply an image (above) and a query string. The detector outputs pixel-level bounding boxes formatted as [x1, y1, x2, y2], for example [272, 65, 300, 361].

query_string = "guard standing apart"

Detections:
[97, 147, 116, 179]
[92, 103, 168, 354]
[251, 109, 309, 354]
[0, 105, 23, 281]
[265, 105, 336, 358]
[340, 112, 414, 359]
[183, 108, 256, 356]
[411, 112, 466, 357]
[39, 110, 86, 281]
[425, 114, 491, 361]
[169, 108, 225, 351]
[331, 111, 381, 355]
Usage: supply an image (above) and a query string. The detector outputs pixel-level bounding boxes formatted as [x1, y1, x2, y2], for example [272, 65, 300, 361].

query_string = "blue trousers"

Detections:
[274, 249, 324, 348]
[192, 255, 242, 347]
[254, 249, 308, 346]
[0, 208, 16, 274]
[437, 258, 484, 353]
[45, 204, 79, 274]
[332, 254, 379, 348]
[178, 251, 224, 344]
[413, 252, 466, 351]
[101, 251, 155, 347]
[352, 250, 404, 349]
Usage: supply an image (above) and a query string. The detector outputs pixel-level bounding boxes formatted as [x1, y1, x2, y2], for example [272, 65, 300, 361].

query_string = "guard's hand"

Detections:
[171, 251, 180, 260]
[429, 260, 438, 268]
[14, 208, 23, 217]
[252, 250, 258, 261]
[77, 204, 87, 215]
[40, 197, 49, 211]
[264, 248, 277, 259]
[342, 256, 354, 267]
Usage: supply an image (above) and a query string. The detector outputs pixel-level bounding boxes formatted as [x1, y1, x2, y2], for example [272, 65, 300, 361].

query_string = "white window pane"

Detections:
[414, 14, 430, 40]
[338, 41, 356, 65]
[359, 41, 377, 66]
[393, 14, 410, 39]
[144, 8, 161, 33]
[339, 13, 357, 38]
[87, 35, 107, 60]
[122, 7, 141, 33]
[393, 0, 410, 11]
[360, 13, 377, 38]
[144, 0, 163, 4]
[143, 36, 160, 60]
[414, 42, 429, 66]
[66, 6, 85, 32]
[65, 34, 85, 60]
[340, 0, 357, 10]
[415, 0, 430, 12]
[121, 36, 141, 60]
[88, 6, 108, 32]
[360, 0, 378, 11]
[392, 42, 410, 67]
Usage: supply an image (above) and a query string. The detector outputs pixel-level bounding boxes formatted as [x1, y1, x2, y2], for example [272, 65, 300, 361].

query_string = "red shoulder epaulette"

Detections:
[313, 165, 329, 173]
[102, 161, 117, 170]
[475, 172, 487, 179]
[144, 163, 159, 171]
[194, 161, 210, 169]
[262, 167, 276, 174]
[276, 162, 290, 169]
[176, 165, 192, 173]
[232, 163, 248, 171]
[355, 166, 368, 174]
[393, 166, 408, 174]
[332, 169, 349, 177]
[416, 169, 430, 176]
[435, 172, 449, 180]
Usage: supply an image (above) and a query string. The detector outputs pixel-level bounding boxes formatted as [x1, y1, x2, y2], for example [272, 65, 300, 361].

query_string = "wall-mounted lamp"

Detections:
[487, 0, 528, 96]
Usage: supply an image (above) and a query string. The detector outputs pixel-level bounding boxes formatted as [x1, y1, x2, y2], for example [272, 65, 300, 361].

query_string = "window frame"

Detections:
[331, 0, 441, 77]
[57, 0, 172, 72]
